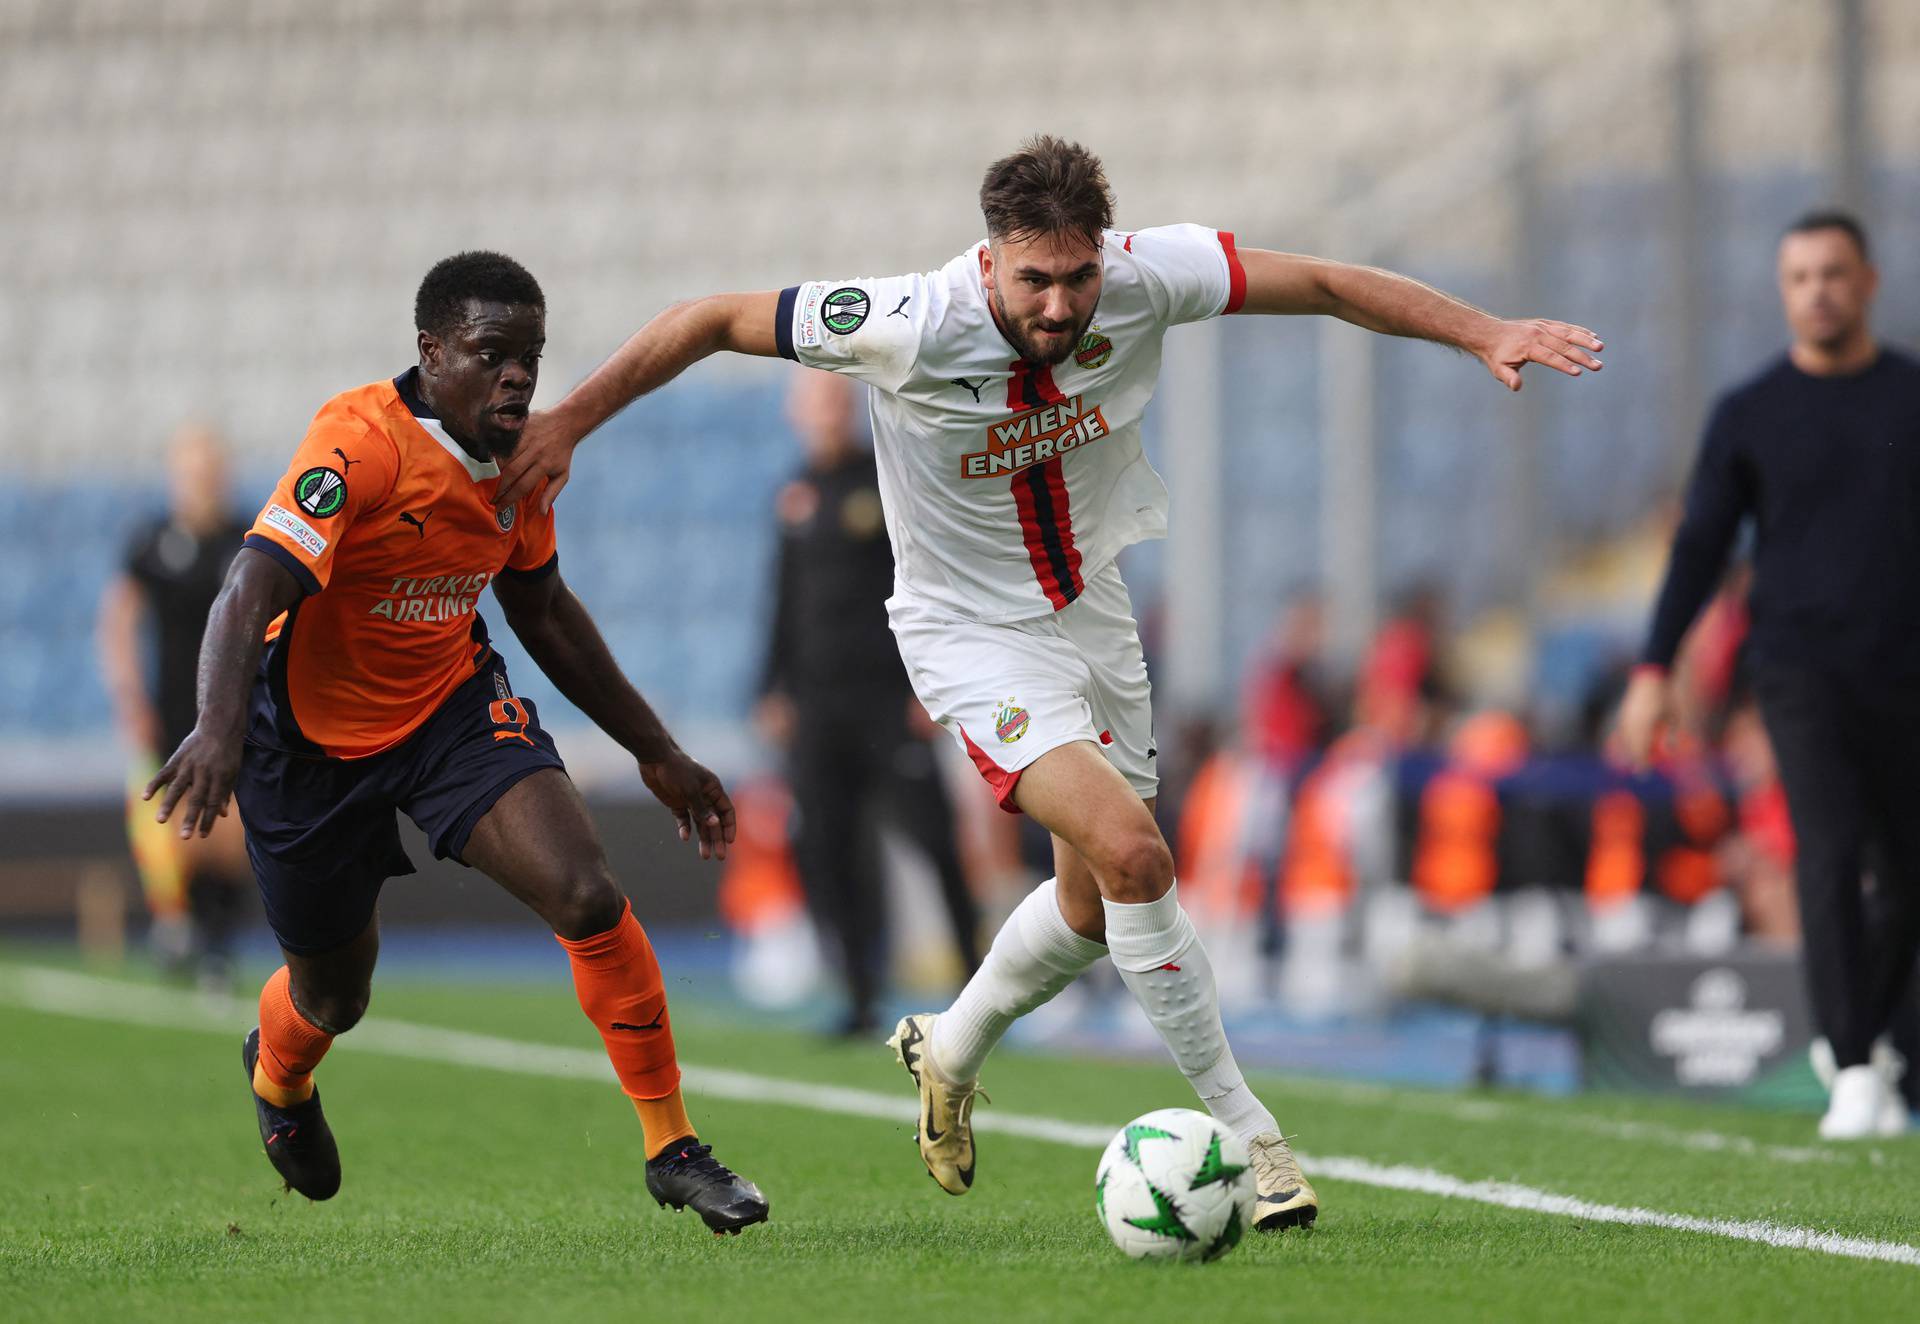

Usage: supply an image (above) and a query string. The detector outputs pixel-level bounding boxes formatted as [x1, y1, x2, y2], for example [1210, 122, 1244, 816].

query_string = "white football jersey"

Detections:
[777, 224, 1245, 623]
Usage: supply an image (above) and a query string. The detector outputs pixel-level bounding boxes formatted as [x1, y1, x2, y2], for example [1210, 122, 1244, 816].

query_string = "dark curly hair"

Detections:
[414, 250, 544, 337]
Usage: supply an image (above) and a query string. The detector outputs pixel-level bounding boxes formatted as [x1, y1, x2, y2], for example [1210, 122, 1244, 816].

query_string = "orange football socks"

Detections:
[557, 900, 696, 1158]
[632, 1091, 696, 1159]
[253, 965, 332, 1107]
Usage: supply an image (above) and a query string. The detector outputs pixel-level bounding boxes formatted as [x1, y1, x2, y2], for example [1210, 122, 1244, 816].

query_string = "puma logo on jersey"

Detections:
[950, 377, 987, 403]
[960, 394, 1111, 479]
[331, 447, 360, 472]
[889, 296, 911, 318]
[397, 511, 432, 539]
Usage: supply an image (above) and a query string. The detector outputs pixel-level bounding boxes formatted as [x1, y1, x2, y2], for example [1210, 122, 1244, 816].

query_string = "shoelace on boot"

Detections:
[657, 1143, 736, 1183]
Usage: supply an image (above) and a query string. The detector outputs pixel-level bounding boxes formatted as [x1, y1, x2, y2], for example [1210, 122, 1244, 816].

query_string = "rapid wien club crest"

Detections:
[1074, 329, 1113, 369]
[994, 698, 1030, 744]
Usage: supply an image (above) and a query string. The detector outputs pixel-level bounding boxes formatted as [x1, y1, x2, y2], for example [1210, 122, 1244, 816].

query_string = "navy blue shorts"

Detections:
[235, 653, 565, 956]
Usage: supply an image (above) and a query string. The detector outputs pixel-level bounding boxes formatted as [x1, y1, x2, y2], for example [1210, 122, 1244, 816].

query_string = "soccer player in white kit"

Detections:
[496, 136, 1604, 1230]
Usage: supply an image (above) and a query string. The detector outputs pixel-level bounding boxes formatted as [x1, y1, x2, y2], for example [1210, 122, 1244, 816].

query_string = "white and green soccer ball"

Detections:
[1094, 1108, 1255, 1263]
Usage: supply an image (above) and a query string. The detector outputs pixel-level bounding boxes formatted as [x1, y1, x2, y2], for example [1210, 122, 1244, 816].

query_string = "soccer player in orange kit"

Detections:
[147, 251, 767, 1233]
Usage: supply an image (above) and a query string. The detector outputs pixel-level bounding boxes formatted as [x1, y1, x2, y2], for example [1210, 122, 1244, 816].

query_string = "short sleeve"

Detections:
[1126, 224, 1246, 325]
[502, 484, 558, 579]
[120, 515, 163, 586]
[774, 273, 928, 393]
[244, 420, 397, 596]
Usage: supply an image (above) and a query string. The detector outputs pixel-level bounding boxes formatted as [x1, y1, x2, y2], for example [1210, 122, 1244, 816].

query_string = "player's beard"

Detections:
[991, 287, 1094, 368]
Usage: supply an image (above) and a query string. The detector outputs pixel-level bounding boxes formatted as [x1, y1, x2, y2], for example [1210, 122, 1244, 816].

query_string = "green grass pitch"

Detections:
[3, 954, 1917, 1322]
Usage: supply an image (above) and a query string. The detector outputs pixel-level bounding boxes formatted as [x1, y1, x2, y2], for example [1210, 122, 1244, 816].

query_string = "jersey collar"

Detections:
[392, 368, 501, 483]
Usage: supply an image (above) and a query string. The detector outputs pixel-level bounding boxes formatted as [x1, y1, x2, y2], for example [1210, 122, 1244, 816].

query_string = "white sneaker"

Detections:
[1811, 1038, 1909, 1136]
[1809, 1037, 1837, 1091]
[1875, 1045, 1910, 1137]
[1877, 1090, 1910, 1137]
[1821, 1065, 1894, 1140]
[1810, 1035, 1898, 1088]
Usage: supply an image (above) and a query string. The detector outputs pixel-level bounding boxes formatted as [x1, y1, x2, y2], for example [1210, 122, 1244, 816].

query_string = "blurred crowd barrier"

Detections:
[1152, 575, 1793, 1011]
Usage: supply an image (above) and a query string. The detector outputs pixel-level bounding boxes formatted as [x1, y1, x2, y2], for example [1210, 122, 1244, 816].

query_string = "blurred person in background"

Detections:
[1242, 594, 1334, 775]
[1356, 585, 1448, 749]
[1239, 595, 1333, 964]
[96, 424, 252, 987]
[1716, 692, 1799, 948]
[757, 369, 982, 1038]
[1620, 210, 1920, 1139]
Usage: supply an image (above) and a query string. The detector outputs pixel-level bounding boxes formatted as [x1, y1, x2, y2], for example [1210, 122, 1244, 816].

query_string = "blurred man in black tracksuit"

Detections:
[1622, 211, 1920, 1138]
[757, 371, 981, 1036]
[96, 425, 254, 985]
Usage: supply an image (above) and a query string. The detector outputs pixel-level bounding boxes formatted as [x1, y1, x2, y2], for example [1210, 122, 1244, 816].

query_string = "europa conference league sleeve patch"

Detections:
[294, 466, 348, 518]
[821, 286, 870, 335]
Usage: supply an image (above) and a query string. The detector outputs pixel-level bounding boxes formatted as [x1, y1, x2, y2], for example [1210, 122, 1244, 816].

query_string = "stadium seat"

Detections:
[4, 0, 1909, 748]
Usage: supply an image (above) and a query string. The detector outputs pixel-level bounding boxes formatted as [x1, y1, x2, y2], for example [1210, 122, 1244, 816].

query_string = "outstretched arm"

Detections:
[145, 548, 303, 836]
[495, 291, 782, 511]
[1237, 249, 1604, 391]
[493, 567, 736, 860]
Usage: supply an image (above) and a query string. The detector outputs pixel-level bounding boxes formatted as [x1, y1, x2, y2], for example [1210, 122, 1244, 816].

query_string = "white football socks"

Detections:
[1103, 883, 1280, 1144]
[930, 877, 1106, 1084]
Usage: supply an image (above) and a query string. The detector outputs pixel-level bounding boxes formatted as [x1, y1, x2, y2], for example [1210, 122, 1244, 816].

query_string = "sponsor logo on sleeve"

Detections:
[821, 286, 871, 335]
[959, 394, 1111, 479]
[294, 466, 348, 518]
[795, 283, 827, 348]
[262, 503, 327, 558]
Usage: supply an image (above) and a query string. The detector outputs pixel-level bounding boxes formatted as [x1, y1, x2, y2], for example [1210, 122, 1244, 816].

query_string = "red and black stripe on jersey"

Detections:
[1006, 360, 1084, 610]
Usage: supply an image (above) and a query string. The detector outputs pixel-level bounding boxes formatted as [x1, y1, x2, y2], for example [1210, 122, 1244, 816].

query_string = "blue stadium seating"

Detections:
[6, 168, 1916, 747]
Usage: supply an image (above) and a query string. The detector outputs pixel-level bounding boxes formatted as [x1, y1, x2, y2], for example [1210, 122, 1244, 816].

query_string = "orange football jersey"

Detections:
[243, 370, 557, 759]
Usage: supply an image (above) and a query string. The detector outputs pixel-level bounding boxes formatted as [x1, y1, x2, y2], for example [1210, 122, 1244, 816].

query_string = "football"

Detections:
[1094, 1108, 1256, 1263]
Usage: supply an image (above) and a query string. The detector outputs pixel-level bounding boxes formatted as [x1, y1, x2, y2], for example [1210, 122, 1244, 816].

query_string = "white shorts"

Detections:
[890, 560, 1157, 812]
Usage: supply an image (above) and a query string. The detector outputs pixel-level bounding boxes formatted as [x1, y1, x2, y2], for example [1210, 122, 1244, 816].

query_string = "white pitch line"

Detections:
[1301, 1076, 1855, 1167]
[4, 964, 1915, 1269]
